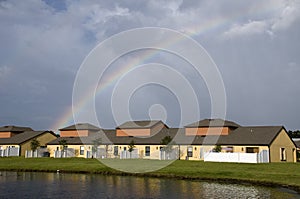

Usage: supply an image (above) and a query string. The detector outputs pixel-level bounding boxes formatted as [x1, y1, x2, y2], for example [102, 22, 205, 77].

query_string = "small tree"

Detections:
[161, 135, 172, 146]
[92, 138, 102, 158]
[30, 139, 40, 157]
[214, 145, 222, 153]
[128, 140, 135, 159]
[160, 136, 174, 159]
[59, 139, 68, 157]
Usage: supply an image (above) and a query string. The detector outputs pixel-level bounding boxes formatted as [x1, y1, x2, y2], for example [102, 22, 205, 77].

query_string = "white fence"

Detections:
[120, 149, 139, 159]
[54, 148, 75, 158]
[86, 148, 107, 159]
[25, 148, 50, 158]
[159, 149, 178, 160]
[0, 147, 20, 157]
[204, 150, 269, 163]
[119, 148, 179, 160]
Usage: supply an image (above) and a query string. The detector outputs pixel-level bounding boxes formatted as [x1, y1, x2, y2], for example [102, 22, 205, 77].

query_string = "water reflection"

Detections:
[0, 171, 298, 199]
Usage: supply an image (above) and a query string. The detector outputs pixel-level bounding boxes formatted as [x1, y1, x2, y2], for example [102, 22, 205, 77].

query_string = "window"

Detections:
[145, 146, 150, 156]
[114, 146, 119, 156]
[246, 147, 259, 153]
[80, 146, 84, 155]
[225, 146, 233, 153]
[280, 148, 286, 161]
[187, 147, 193, 157]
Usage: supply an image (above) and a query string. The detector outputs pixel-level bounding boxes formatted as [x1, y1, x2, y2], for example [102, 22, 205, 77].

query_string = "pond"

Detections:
[0, 172, 299, 199]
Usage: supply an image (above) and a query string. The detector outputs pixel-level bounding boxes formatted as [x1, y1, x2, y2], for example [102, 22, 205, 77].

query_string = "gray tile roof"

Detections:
[185, 119, 240, 128]
[0, 125, 33, 132]
[294, 140, 300, 148]
[48, 128, 177, 145]
[47, 137, 92, 145]
[47, 130, 114, 145]
[47, 126, 290, 147]
[116, 120, 167, 129]
[59, 123, 101, 131]
[107, 128, 179, 145]
[0, 131, 57, 145]
[192, 126, 284, 146]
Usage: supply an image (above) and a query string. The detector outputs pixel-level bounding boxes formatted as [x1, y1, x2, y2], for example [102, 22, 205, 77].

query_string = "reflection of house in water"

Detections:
[47, 119, 297, 163]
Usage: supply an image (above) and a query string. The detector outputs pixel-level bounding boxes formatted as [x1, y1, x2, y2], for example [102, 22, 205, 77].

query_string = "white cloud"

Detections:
[271, 0, 300, 31]
[221, 0, 300, 38]
[223, 21, 268, 38]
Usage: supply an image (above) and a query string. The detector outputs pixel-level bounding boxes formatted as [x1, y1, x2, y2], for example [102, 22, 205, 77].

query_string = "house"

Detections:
[48, 121, 176, 159]
[0, 125, 33, 138]
[116, 120, 168, 137]
[113, 120, 173, 159]
[109, 120, 185, 160]
[59, 123, 101, 137]
[295, 140, 300, 150]
[46, 119, 297, 163]
[0, 129, 57, 157]
[294, 140, 300, 161]
[188, 125, 296, 163]
[47, 130, 114, 158]
[179, 119, 296, 162]
[47, 123, 112, 158]
[185, 118, 240, 136]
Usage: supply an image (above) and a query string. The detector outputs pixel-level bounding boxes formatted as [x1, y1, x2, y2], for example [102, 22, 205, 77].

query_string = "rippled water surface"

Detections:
[0, 172, 299, 199]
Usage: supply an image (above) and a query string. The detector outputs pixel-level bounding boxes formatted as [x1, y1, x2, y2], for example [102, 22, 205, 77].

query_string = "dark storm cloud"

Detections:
[0, 0, 299, 130]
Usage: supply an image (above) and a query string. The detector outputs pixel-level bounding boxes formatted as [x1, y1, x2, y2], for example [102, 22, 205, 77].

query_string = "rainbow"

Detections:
[50, 4, 272, 132]
[50, 49, 155, 133]
[50, 27, 231, 132]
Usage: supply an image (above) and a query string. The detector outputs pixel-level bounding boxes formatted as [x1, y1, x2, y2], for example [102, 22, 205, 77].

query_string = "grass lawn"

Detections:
[0, 157, 299, 190]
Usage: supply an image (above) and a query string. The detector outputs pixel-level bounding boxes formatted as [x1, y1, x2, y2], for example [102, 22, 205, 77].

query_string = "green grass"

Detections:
[0, 157, 300, 191]
[158, 160, 300, 187]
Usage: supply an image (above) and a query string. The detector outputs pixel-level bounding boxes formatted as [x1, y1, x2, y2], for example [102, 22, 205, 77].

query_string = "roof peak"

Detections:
[185, 119, 240, 128]
[0, 125, 33, 132]
[59, 123, 101, 131]
[117, 120, 167, 129]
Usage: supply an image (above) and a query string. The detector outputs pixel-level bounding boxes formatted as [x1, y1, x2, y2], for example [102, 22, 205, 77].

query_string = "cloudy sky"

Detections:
[0, 0, 299, 131]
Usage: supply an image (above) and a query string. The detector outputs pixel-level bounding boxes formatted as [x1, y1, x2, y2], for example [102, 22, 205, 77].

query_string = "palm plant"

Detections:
[92, 138, 102, 158]
[30, 139, 40, 157]
[160, 136, 174, 159]
[128, 140, 135, 159]
[59, 139, 68, 157]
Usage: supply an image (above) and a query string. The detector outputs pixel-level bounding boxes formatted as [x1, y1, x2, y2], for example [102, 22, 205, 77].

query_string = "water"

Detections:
[0, 171, 299, 199]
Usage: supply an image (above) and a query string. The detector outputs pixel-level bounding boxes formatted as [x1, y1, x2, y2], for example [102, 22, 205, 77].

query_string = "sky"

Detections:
[0, 0, 300, 132]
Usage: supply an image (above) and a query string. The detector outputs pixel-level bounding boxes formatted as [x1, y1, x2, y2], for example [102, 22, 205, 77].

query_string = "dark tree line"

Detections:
[287, 130, 300, 138]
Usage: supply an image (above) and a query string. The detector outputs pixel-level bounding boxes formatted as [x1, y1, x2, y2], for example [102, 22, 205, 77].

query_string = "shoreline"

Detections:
[1, 168, 300, 193]
[1, 158, 299, 194]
